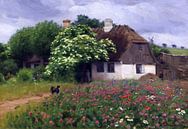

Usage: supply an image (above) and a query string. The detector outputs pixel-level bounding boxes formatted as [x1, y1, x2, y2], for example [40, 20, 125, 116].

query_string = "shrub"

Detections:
[32, 66, 45, 81]
[6, 77, 17, 84]
[17, 68, 33, 82]
[0, 59, 18, 79]
[0, 73, 5, 83]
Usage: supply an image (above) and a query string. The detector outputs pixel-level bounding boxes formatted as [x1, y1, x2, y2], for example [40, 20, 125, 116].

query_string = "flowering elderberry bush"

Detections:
[6, 80, 188, 129]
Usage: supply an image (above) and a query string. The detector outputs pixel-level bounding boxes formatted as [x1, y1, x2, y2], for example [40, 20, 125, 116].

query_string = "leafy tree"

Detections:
[162, 43, 167, 48]
[8, 27, 34, 67]
[32, 21, 61, 59]
[8, 21, 61, 67]
[45, 25, 116, 78]
[0, 43, 17, 78]
[172, 44, 177, 48]
[0, 43, 4, 51]
[0, 43, 10, 61]
[150, 43, 170, 58]
[0, 43, 7, 62]
[0, 59, 18, 78]
[73, 15, 103, 28]
[181, 46, 184, 49]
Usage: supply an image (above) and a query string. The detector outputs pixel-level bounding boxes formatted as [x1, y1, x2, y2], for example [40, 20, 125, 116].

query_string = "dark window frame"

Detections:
[136, 64, 144, 74]
[107, 62, 115, 73]
[96, 62, 104, 72]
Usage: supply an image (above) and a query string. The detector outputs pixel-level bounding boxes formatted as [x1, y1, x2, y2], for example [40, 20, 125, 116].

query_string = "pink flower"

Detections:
[49, 120, 54, 126]
[28, 112, 32, 117]
[95, 120, 99, 125]
[59, 118, 63, 123]
[162, 113, 167, 117]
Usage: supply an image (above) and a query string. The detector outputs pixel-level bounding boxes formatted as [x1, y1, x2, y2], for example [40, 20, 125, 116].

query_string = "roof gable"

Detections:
[93, 25, 149, 61]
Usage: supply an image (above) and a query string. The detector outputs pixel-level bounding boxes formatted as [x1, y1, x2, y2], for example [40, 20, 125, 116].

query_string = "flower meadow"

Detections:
[6, 80, 188, 129]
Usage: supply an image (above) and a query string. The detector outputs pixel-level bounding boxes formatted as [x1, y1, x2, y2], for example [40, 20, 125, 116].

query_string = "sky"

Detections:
[0, 0, 188, 48]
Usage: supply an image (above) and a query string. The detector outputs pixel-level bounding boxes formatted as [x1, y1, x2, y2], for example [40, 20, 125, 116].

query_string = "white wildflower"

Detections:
[115, 122, 119, 127]
[110, 108, 113, 111]
[119, 107, 123, 111]
[178, 110, 186, 116]
[176, 108, 181, 111]
[127, 118, 133, 122]
[143, 120, 149, 124]
[181, 110, 186, 114]
[119, 118, 124, 123]
[125, 115, 130, 119]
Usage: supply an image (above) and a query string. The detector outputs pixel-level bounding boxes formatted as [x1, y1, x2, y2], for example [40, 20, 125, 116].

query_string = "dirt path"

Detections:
[0, 93, 50, 117]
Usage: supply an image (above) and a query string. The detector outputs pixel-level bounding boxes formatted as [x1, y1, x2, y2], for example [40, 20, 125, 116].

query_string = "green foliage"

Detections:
[45, 24, 116, 77]
[32, 21, 61, 58]
[73, 15, 103, 28]
[17, 68, 33, 82]
[0, 43, 11, 62]
[32, 66, 45, 81]
[8, 21, 61, 67]
[0, 43, 16, 79]
[8, 27, 34, 66]
[150, 43, 170, 57]
[0, 59, 18, 78]
[0, 73, 5, 83]
[167, 48, 188, 56]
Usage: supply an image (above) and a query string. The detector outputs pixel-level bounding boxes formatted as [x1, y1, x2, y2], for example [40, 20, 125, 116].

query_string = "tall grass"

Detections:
[0, 102, 41, 129]
[168, 48, 188, 56]
[0, 81, 75, 102]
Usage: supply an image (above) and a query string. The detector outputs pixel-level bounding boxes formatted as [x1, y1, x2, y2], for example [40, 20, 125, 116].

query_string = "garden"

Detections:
[3, 79, 187, 129]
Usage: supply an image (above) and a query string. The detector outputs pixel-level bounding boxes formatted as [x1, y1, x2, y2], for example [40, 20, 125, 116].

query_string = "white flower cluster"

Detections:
[125, 115, 134, 122]
[146, 95, 156, 100]
[143, 120, 149, 124]
[176, 108, 186, 115]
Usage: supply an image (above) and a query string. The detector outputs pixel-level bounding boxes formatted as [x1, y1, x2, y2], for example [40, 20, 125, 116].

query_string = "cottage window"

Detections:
[138, 44, 143, 51]
[107, 62, 115, 73]
[96, 62, 104, 72]
[136, 64, 144, 74]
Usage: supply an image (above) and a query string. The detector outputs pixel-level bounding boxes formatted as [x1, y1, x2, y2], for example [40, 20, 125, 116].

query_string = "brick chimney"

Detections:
[63, 19, 71, 28]
[103, 18, 113, 32]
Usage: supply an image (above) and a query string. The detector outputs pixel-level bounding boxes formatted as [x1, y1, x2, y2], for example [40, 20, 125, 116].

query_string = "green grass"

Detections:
[168, 48, 188, 56]
[0, 81, 75, 102]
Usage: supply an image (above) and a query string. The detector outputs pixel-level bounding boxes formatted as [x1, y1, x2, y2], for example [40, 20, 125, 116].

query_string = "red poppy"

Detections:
[120, 94, 131, 99]
[145, 106, 151, 111]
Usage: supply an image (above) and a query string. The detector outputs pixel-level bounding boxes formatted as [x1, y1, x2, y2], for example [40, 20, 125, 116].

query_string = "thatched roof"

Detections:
[93, 25, 148, 61]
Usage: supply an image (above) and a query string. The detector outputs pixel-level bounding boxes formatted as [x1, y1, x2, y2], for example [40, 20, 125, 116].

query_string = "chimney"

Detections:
[63, 19, 71, 28]
[103, 18, 113, 32]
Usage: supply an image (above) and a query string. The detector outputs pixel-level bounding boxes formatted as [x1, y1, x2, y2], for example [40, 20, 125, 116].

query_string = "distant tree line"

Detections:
[162, 43, 185, 49]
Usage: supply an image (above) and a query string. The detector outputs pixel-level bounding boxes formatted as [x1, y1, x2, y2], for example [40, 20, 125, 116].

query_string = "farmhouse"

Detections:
[23, 55, 48, 68]
[23, 19, 157, 80]
[91, 19, 156, 80]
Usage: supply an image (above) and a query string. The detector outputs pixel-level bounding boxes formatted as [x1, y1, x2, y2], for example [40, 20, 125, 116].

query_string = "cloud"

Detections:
[68, 0, 188, 47]
[0, 0, 188, 48]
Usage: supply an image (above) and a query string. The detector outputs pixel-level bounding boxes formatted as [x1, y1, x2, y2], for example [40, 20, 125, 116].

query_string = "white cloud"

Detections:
[0, 22, 16, 43]
[0, 0, 188, 48]
[142, 33, 188, 48]
[68, 0, 188, 48]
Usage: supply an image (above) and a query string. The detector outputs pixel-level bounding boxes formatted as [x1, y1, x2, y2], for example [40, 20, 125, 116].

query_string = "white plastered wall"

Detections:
[92, 63, 156, 80]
